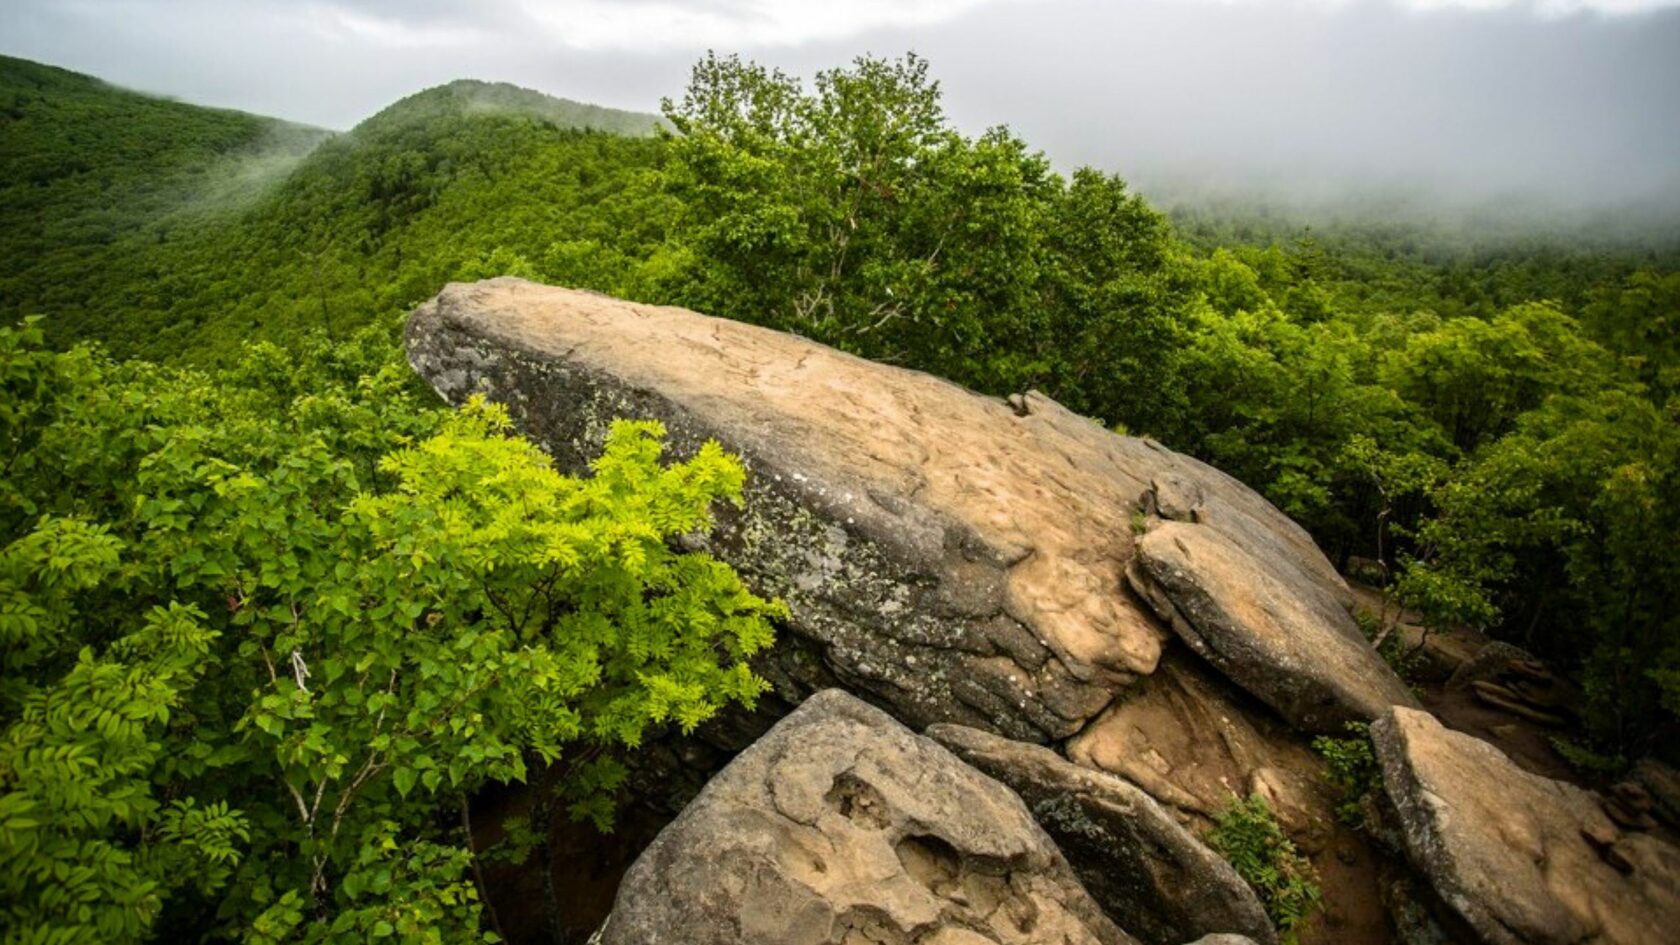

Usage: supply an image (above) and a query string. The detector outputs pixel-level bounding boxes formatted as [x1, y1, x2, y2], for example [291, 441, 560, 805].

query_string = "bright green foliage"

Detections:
[660, 53, 1054, 389]
[1402, 389, 1680, 749]
[658, 53, 1189, 412]
[1208, 794, 1324, 944]
[1312, 723, 1381, 828]
[0, 321, 780, 943]
[1585, 268, 1680, 399]
[0, 596, 247, 944]
[1378, 302, 1618, 453]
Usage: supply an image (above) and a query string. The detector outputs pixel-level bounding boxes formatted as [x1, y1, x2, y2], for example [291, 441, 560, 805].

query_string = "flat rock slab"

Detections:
[406, 279, 1356, 742]
[595, 690, 1134, 945]
[1372, 706, 1680, 945]
[1129, 521, 1418, 733]
[926, 723, 1277, 945]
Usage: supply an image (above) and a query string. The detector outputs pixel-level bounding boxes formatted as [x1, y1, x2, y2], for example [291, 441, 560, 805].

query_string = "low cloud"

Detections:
[4, 0, 1677, 223]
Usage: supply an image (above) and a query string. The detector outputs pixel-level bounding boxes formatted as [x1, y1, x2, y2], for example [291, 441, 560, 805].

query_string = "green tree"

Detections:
[659, 52, 1058, 388]
[1403, 389, 1680, 753]
[1036, 167, 1193, 432]
[0, 321, 782, 943]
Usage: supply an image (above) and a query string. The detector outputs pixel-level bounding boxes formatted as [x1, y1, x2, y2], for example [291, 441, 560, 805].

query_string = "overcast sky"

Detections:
[5, 0, 1679, 217]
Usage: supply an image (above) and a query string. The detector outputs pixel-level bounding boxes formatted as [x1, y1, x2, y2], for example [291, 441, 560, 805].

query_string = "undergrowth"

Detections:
[1208, 793, 1323, 943]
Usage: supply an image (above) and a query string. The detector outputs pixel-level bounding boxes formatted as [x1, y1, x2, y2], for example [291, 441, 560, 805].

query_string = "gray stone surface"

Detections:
[1372, 706, 1680, 945]
[926, 723, 1277, 945]
[595, 690, 1134, 945]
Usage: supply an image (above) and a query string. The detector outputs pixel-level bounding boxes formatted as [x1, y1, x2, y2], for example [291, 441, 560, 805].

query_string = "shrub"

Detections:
[1312, 723, 1381, 828]
[1208, 793, 1323, 943]
[0, 321, 784, 942]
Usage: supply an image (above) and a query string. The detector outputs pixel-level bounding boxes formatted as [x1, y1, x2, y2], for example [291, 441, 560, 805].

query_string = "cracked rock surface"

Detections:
[926, 723, 1277, 945]
[405, 278, 1368, 743]
[594, 689, 1134, 945]
[1372, 706, 1680, 945]
[1065, 653, 1333, 848]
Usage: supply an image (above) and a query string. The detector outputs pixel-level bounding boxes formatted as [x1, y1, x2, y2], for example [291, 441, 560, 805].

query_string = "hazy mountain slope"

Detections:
[363, 78, 665, 137]
[0, 57, 672, 360]
[151, 86, 673, 362]
[0, 55, 331, 336]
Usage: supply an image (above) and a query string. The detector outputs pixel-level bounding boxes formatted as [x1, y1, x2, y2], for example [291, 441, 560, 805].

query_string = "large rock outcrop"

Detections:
[405, 278, 1408, 745]
[926, 723, 1277, 945]
[406, 280, 1431, 944]
[594, 689, 1134, 945]
[1371, 706, 1680, 945]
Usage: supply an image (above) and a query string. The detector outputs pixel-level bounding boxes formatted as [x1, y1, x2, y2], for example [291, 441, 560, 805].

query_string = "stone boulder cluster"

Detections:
[408, 279, 1680, 945]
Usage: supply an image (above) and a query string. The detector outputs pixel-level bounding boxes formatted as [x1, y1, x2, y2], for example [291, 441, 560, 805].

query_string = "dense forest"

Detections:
[3, 49, 1678, 943]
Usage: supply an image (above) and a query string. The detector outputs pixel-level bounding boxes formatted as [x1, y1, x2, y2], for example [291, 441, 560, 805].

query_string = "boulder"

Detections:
[594, 689, 1134, 945]
[1371, 706, 1680, 945]
[1632, 758, 1680, 829]
[1128, 521, 1418, 733]
[925, 723, 1277, 945]
[1444, 641, 1545, 695]
[405, 278, 1371, 744]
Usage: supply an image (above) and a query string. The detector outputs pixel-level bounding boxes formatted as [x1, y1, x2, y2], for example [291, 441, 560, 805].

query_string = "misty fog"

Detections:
[3, 0, 1677, 229]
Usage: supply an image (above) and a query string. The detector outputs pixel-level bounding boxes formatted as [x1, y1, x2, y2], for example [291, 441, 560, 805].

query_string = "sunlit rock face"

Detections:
[405, 277, 1399, 746]
[406, 278, 1428, 945]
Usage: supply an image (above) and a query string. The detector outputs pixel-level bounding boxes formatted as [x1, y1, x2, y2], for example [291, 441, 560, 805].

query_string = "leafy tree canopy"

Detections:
[0, 320, 781, 943]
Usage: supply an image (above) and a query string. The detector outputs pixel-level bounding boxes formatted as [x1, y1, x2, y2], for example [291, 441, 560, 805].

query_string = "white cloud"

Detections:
[1170, 0, 1679, 14]
[305, 4, 492, 48]
[493, 0, 1680, 53]
[511, 0, 1015, 50]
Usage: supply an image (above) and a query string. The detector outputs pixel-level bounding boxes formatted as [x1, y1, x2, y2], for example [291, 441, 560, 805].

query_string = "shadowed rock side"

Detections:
[1371, 707, 1680, 945]
[595, 689, 1136, 945]
[405, 278, 1398, 744]
[925, 723, 1278, 945]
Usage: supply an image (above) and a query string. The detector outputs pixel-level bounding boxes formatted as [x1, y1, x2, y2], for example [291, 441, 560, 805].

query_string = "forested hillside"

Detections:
[0, 55, 331, 341]
[0, 57, 672, 360]
[3, 49, 1678, 944]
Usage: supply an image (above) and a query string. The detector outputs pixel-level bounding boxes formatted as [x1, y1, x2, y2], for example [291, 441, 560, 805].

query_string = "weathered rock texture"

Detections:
[595, 689, 1134, 945]
[926, 722, 1277, 945]
[1065, 654, 1334, 851]
[406, 280, 1433, 944]
[1129, 522, 1419, 733]
[406, 278, 1405, 744]
[1371, 706, 1680, 945]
